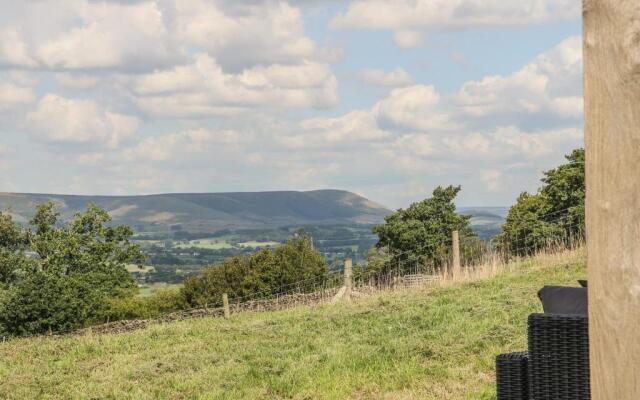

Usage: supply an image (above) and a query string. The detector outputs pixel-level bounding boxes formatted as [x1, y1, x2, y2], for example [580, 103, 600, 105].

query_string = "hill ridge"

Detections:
[0, 190, 391, 234]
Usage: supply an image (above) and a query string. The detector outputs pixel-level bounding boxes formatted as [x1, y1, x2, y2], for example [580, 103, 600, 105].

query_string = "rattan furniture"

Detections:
[496, 351, 529, 400]
[496, 313, 590, 400]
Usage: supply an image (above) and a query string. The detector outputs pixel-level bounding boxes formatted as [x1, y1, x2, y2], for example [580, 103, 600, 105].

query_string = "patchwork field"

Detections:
[0, 249, 585, 400]
[173, 238, 235, 250]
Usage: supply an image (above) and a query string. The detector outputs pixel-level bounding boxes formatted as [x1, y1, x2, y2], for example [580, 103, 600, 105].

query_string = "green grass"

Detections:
[0, 249, 585, 399]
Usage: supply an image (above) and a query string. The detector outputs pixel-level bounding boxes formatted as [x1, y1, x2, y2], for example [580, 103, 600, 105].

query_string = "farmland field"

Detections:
[237, 241, 280, 248]
[173, 238, 235, 250]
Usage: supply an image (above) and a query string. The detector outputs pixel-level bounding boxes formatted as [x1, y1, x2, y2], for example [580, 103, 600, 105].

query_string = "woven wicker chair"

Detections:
[496, 351, 529, 400]
[496, 313, 590, 400]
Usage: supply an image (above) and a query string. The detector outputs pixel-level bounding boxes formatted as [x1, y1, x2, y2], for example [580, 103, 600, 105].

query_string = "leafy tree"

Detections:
[0, 212, 32, 284]
[497, 193, 565, 255]
[540, 148, 585, 232]
[0, 202, 144, 336]
[497, 148, 585, 256]
[372, 185, 481, 275]
[182, 232, 328, 307]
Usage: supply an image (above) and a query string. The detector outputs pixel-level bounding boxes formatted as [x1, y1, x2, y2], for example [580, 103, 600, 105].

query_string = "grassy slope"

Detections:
[0, 250, 585, 400]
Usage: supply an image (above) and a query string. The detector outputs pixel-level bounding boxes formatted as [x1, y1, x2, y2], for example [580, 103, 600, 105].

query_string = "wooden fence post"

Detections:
[452, 230, 461, 279]
[344, 257, 353, 301]
[331, 257, 364, 303]
[584, 1, 640, 398]
[222, 293, 230, 319]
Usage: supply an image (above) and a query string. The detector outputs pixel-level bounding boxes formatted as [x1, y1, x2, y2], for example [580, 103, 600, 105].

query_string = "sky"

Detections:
[0, 0, 584, 209]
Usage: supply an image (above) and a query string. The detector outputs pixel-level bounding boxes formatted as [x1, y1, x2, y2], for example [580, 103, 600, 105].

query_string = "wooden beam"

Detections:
[344, 257, 353, 301]
[222, 293, 230, 319]
[584, 0, 640, 397]
[452, 230, 461, 278]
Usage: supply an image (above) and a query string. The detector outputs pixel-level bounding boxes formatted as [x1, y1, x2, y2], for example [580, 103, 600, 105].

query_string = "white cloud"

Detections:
[480, 169, 503, 192]
[331, 0, 580, 48]
[284, 111, 392, 148]
[0, 1, 176, 70]
[442, 132, 492, 157]
[489, 126, 583, 158]
[373, 85, 458, 131]
[381, 133, 437, 157]
[393, 30, 423, 48]
[122, 128, 243, 163]
[54, 73, 101, 89]
[0, 0, 328, 72]
[358, 68, 413, 87]
[0, 29, 37, 68]
[37, 2, 173, 70]
[171, 0, 318, 70]
[455, 36, 583, 121]
[0, 0, 584, 210]
[0, 81, 36, 111]
[132, 54, 338, 117]
[26, 94, 139, 148]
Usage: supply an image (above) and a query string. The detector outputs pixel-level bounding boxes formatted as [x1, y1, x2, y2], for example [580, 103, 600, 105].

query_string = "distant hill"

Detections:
[458, 206, 508, 240]
[0, 190, 391, 236]
[0, 191, 507, 242]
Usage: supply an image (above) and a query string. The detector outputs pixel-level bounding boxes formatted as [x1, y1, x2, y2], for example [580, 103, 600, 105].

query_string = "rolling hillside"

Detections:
[0, 190, 391, 235]
[0, 192, 506, 240]
[0, 248, 585, 399]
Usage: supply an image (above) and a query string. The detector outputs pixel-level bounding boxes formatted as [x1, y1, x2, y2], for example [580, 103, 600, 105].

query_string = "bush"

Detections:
[0, 272, 102, 336]
[104, 288, 187, 321]
[182, 232, 328, 307]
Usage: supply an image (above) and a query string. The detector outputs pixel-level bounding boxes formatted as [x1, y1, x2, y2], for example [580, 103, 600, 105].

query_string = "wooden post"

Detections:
[584, 1, 640, 398]
[222, 293, 230, 319]
[344, 257, 353, 301]
[452, 230, 461, 279]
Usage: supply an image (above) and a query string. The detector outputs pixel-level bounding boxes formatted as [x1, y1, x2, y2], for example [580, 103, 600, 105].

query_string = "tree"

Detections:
[372, 185, 480, 275]
[497, 148, 585, 256]
[182, 231, 328, 307]
[0, 212, 32, 284]
[496, 193, 565, 255]
[0, 202, 144, 336]
[540, 148, 585, 233]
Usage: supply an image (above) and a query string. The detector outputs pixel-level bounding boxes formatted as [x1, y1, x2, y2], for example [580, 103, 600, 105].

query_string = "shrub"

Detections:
[104, 288, 187, 321]
[182, 232, 328, 307]
[0, 272, 102, 336]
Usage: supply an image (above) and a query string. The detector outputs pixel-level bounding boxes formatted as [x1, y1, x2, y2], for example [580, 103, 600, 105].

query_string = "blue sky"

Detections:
[0, 0, 584, 209]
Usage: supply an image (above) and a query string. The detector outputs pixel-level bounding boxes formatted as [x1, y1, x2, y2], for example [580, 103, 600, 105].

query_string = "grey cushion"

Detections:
[538, 286, 588, 315]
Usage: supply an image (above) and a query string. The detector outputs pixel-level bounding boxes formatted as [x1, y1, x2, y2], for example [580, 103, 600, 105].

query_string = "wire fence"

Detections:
[0, 206, 586, 343]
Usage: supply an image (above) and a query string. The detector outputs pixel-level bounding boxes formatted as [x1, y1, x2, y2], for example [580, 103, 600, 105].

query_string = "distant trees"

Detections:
[0, 203, 144, 336]
[182, 231, 328, 307]
[371, 185, 483, 276]
[497, 148, 585, 256]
